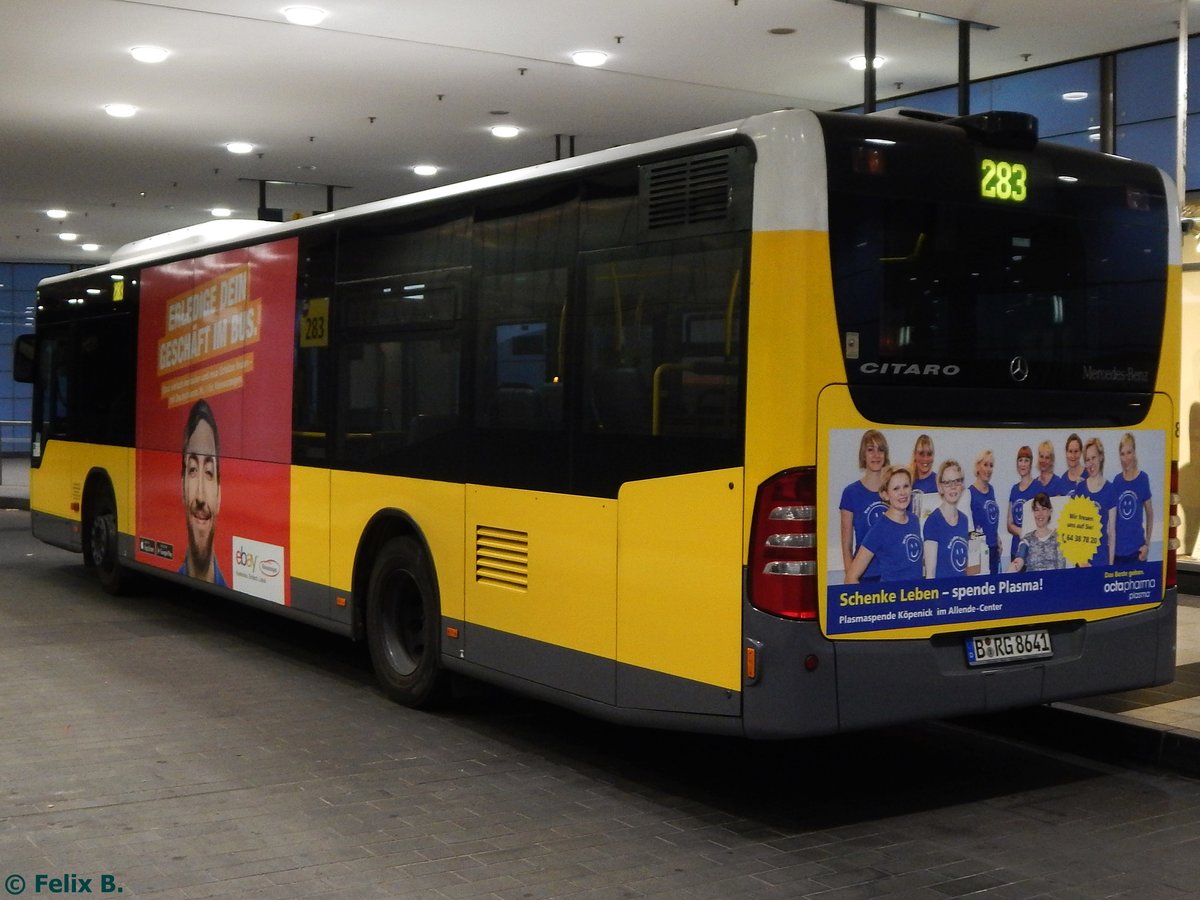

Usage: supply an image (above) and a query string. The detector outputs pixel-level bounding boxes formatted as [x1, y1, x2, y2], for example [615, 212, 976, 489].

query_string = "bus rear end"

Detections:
[742, 109, 1178, 737]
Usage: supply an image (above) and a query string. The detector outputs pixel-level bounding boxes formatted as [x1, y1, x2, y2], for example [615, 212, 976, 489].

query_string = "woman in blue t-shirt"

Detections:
[1113, 432, 1154, 564]
[968, 448, 1001, 574]
[1061, 432, 1086, 496]
[839, 429, 890, 581]
[908, 433, 937, 516]
[1076, 436, 1117, 566]
[845, 465, 923, 584]
[1007, 445, 1037, 563]
[1033, 439, 1066, 496]
[923, 460, 970, 579]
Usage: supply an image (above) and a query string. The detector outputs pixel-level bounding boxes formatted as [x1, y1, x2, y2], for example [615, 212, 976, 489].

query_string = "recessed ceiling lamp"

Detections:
[210, 207, 233, 217]
[413, 164, 439, 177]
[130, 45, 170, 63]
[226, 141, 255, 154]
[59, 232, 78, 241]
[571, 50, 608, 67]
[1062, 91, 1089, 101]
[491, 125, 521, 139]
[849, 55, 885, 71]
[46, 209, 68, 219]
[82, 243, 100, 252]
[104, 103, 138, 118]
[282, 5, 328, 26]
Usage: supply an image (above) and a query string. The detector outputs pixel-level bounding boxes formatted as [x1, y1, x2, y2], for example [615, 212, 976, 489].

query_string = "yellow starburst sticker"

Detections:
[1057, 495, 1102, 566]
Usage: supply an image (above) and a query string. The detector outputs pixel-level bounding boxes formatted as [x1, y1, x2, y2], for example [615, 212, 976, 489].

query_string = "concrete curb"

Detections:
[958, 704, 1200, 778]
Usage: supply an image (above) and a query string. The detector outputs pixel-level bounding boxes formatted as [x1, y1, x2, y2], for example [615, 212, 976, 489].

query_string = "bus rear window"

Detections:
[819, 112, 1169, 424]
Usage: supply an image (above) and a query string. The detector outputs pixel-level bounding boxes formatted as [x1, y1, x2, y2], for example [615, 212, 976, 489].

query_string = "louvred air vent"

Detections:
[475, 525, 529, 591]
[644, 153, 733, 231]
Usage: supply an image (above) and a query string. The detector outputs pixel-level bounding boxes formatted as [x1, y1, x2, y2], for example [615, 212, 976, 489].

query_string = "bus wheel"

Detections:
[365, 536, 445, 707]
[86, 487, 126, 595]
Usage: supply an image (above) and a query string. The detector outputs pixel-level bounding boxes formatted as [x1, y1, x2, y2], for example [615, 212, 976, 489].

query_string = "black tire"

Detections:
[365, 536, 446, 707]
[85, 485, 126, 595]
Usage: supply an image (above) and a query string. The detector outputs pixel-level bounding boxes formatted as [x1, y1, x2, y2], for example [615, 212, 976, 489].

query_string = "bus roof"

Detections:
[38, 111, 772, 287]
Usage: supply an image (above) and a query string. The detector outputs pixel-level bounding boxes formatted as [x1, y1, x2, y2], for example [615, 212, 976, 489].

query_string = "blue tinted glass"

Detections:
[13, 264, 70, 292]
[1190, 113, 1200, 191]
[902, 87, 958, 116]
[1118, 43, 1176, 124]
[1044, 132, 1100, 152]
[1118, 118, 1175, 176]
[991, 60, 1100, 137]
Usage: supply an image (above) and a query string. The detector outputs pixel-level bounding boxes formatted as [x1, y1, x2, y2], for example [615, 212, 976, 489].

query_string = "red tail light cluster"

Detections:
[749, 468, 818, 620]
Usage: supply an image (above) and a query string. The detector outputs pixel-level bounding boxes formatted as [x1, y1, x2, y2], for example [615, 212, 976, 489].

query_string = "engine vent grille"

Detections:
[645, 154, 731, 230]
[475, 525, 529, 591]
[638, 146, 752, 239]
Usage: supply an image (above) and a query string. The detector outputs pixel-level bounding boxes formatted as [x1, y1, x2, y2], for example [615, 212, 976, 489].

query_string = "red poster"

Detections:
[135, 239, 298, 604]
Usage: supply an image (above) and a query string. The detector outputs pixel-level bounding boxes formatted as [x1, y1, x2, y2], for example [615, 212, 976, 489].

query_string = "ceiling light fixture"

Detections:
[210, 207, 233, 217]
[282, 5, 328, 26]
[104, 103, 138, 118]
[130, 45, 170, 63]
[491, 125, 520, 139]
[82, 243, 100, 252]
[412, 164, 439, 177]
[1062, 91, 1089, 101]
[849, 55, 885, 71]
[59, 232, 78, 241]
[571, 50, 608, 67]
[226, 141, 254, 154]
[46, 209, 68, 219]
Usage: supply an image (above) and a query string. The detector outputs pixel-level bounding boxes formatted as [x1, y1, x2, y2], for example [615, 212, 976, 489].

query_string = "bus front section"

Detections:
[743, 109, 1178, 738]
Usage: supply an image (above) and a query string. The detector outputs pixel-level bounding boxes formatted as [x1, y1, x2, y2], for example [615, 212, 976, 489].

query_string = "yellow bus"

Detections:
[14, 108, 1180, 737]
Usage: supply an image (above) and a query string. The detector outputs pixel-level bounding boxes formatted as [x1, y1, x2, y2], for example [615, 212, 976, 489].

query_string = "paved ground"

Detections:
[5, 508, 1200, 898]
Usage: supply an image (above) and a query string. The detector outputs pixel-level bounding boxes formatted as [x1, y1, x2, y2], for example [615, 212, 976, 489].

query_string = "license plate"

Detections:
[964, 629, 1052, 666]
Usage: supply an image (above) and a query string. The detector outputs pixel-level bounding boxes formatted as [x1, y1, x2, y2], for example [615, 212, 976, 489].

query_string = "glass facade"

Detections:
[0, 263, 68, 454]
[855, 35, 1200, 190]
[4, 35, 1198, 457]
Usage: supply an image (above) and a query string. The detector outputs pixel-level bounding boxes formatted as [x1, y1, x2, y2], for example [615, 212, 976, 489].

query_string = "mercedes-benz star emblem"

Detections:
[1009, 355, 1030, 382]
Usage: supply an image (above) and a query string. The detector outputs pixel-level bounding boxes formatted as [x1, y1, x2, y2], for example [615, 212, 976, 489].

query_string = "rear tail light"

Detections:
[1167, 461, 1180, 590]
[749, 468, 818, 620]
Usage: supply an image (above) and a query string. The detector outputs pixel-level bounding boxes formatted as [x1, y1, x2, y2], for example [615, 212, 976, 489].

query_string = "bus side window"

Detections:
[334, 272, 466, 475]
[581, 241, 745, 439]
[38, 330, 71, 440]
[294, 234, 336, 463]
[473, 196, 573, 434]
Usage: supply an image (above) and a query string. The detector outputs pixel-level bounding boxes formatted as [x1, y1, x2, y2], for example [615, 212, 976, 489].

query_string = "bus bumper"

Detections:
[741, 592, 1177, 739]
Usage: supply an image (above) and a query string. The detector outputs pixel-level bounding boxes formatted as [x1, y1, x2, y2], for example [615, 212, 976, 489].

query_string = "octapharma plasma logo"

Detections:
[232, 536, 286, 605]
[4, 872, 125, 894]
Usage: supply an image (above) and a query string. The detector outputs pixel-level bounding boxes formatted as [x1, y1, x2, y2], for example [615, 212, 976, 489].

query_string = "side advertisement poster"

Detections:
[827, 426, 1165, 636]
[134, 239, 298, 605]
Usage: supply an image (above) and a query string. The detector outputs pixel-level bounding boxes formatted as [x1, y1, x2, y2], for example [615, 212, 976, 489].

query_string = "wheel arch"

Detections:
[80, 467, 118, 559]
[350, 509, 439, 640]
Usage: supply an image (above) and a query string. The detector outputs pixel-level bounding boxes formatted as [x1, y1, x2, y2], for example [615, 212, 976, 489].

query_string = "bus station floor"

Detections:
[10, 480, 1200, 896]
[5, 452, 1200, 771]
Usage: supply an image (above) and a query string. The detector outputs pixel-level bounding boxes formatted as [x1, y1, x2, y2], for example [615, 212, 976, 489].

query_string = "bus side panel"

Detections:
[328, 471, 466, 621]
[30, 440, 135, 557]
[464, 486, 616, 703]
[290, 465, 336, 624]
[615, 468, 744, 700]
[742, 229, 840, 537]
